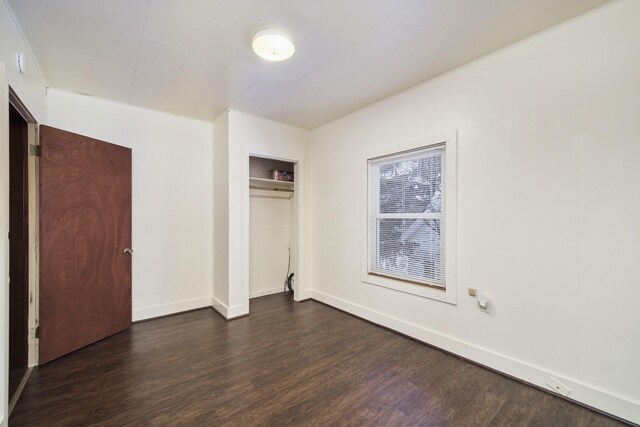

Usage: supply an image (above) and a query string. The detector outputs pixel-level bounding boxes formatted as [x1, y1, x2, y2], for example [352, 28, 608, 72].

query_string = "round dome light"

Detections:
[252, 30, 295, 62]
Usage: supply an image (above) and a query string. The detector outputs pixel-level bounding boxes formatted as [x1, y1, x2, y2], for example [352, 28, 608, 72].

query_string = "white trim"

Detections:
[132, 296, 211, 322]
[226, 304, 245, 319]
[250, 288, 285, 299]
[210, 296, 245, 320]
[242, 151, 307, 312]
[249, 188, 293, 199]
[309, 289, 640, 425]
[0, 62, 9, 427]
[361, 131, 458, 305]
[375, 212, 442, 220]
[211, 295, 229, 318]
[26, 123, 39, 367]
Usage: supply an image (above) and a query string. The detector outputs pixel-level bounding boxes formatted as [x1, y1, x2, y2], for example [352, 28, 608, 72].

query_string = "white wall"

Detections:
[228, 110, 309, 316]
[46, 89, 214, 321]
[249, 190, 292, 298]
[211, 111, 229, 315]
[0, 0, 46, 122]
[309, 1, 640, 424]
[0, 1, 46, 424]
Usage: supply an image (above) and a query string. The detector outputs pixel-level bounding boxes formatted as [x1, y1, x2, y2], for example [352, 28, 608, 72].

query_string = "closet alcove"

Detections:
[248, 156, 296, 298]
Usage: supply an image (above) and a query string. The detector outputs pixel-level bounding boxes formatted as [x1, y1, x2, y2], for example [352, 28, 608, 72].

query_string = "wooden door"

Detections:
[39, 125, 132, 364]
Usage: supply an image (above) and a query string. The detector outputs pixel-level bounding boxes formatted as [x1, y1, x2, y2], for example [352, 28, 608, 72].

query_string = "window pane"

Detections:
[374, 218, 444, 285]
[379, 151, 443, 214]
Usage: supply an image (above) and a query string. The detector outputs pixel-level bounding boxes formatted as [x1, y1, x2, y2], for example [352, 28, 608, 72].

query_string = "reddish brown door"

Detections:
[39, 125, 132, 364]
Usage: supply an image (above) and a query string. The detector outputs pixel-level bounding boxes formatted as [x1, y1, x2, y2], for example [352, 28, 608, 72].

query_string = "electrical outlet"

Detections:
[468, 288, 477, 297]
[546, 377, 571, 397]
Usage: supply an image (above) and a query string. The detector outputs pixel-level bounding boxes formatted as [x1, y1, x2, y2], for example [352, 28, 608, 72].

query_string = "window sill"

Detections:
[362, 272, 456, 304]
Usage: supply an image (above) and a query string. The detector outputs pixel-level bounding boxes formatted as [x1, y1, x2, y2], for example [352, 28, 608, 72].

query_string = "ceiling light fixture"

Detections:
[252, 30, 295, 62]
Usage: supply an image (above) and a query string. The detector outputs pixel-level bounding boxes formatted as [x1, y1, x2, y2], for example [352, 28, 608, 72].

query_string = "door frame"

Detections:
[1, 62, 8, 427]
[242, 151, 308, 315]
[6, 87, 39, 417]
[8, 87, 39, 370]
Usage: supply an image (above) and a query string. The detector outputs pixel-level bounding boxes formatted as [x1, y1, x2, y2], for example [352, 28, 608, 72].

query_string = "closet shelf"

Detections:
[249, 177, 294, 191]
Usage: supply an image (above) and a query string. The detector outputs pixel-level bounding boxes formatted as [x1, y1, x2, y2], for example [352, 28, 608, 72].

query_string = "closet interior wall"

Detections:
[249, 156, 295, 299]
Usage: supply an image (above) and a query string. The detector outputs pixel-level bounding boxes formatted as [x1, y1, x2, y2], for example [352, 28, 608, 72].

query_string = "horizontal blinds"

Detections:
[368, 145, 445, 287]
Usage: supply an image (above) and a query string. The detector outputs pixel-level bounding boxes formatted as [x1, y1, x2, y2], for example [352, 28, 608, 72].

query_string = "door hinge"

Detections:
[30, 144, 41, 157]
[35, 326, 40, 339]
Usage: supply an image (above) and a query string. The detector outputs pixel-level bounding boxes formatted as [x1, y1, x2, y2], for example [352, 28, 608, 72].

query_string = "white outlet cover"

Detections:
[546, 376, 571, 397]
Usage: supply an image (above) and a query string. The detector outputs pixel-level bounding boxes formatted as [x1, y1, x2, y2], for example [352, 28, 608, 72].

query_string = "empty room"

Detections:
[0, 0, 638, 425]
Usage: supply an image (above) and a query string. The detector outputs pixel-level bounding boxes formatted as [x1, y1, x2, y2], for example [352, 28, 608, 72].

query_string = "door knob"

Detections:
[124, 248, 133, 256]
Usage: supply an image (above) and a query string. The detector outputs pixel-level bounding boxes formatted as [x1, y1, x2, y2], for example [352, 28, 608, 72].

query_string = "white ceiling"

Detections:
[8, 0, 611, 128]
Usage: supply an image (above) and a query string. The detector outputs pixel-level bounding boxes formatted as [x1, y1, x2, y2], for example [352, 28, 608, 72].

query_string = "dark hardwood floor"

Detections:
[9, 368, 26, 400]
[11, 294, 627, 426]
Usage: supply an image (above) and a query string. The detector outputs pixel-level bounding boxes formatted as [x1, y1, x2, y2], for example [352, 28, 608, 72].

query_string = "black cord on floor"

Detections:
[283, 246, 291, 293]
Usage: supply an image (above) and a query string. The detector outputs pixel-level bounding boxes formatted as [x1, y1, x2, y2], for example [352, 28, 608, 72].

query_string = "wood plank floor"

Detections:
[11, 294, 628, 426]
[9, 367, 27, 401]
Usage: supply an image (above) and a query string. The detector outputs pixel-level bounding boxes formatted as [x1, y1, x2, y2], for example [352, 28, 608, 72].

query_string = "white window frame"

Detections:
[361, 131, 457, 304]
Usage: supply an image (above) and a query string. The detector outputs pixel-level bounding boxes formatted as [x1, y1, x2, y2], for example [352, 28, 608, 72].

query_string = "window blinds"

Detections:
[368, 145, 445, 287]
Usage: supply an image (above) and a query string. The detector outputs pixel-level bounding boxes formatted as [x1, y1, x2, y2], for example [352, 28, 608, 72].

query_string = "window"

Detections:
[362, 132, 457, 304]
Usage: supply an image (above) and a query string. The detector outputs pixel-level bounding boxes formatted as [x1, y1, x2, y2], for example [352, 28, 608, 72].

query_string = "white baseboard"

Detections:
[211, 295, 228, 318]
[309, 290, 640, 425]
[250, 287, 284, 298]
[133, 296, 211, 322]
[211, 296, 246, 320]
[295, 288, 311, 301]
[227, 304, 246, 318]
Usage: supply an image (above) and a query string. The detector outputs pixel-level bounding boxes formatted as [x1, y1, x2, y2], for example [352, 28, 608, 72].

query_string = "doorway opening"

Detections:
[8, 87, 38, 413]
[248, 156, 296, 302]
